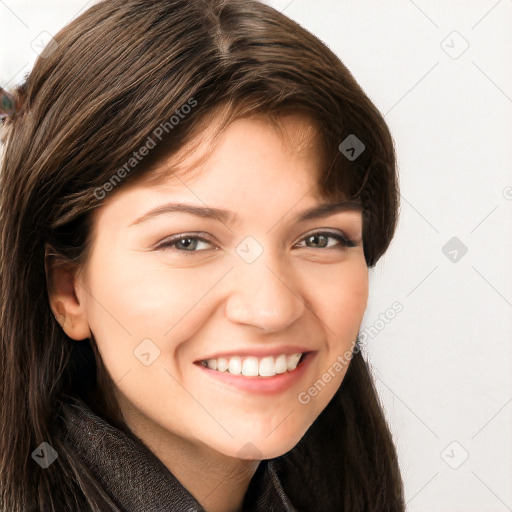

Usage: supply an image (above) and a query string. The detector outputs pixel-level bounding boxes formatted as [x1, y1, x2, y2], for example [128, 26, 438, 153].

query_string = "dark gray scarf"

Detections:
[60, 398, 299, 511]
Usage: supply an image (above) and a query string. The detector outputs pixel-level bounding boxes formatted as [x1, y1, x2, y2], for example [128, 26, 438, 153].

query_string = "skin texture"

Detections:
[48, 113, 369, 512]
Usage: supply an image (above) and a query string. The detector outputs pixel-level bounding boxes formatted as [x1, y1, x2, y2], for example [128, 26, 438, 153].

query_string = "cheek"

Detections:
[296, 262, 367, 421]
[81, 250, 227, 362]
[308, 258, 368, 335]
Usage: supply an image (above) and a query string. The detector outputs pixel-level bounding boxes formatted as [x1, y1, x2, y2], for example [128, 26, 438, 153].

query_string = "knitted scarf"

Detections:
[59, 398, 299, 511]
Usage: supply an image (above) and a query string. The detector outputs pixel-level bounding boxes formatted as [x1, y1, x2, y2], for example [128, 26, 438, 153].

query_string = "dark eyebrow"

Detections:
[129, 199, 362, 227]
[294, 199, 362, 222]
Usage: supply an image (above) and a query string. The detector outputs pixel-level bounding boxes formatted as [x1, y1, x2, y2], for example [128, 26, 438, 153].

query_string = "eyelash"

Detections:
[155, 230, 357, 255]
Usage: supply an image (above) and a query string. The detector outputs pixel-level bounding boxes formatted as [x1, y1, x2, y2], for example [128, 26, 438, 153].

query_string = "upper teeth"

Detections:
[201, 353, 303, 377]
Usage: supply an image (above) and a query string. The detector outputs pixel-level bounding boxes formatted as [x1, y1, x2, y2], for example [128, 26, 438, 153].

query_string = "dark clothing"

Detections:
[60, 398, 299, 511]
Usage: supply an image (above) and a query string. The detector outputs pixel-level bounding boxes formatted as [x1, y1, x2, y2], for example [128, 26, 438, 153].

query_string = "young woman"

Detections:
[0, 0, 405, 510]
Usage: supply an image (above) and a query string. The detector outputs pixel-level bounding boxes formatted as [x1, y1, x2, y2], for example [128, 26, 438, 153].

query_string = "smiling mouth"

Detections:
[197, 352, 308, 378]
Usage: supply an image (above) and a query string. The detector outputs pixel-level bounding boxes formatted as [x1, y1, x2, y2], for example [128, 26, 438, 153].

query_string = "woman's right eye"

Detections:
[156, 234, 216, 255]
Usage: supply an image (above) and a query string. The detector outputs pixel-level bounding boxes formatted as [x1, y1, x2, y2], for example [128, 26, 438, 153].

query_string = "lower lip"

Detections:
[194, 352, 316, 395]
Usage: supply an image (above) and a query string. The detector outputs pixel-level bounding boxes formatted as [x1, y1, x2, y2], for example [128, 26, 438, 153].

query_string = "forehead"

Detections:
[88, 112, 340, 241]
[129, 111, 328, 192]
[85, 113, 361, 261]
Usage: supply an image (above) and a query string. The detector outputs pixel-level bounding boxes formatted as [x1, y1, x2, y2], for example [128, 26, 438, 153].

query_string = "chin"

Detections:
[210, 423, 311, 461]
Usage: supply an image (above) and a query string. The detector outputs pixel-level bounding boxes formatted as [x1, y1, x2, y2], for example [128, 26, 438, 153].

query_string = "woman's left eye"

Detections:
[296, 231, 357, 250]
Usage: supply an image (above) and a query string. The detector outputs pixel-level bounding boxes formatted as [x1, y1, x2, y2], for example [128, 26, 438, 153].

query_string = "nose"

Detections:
[224, 259, 306, 332]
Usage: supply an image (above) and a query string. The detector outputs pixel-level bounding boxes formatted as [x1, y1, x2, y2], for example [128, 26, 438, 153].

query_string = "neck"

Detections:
[159, 441, 260, 512]
[118, 397, 260, 512]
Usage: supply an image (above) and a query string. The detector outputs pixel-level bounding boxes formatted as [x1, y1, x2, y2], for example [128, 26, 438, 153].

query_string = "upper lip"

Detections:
[194, 346, 314, 362]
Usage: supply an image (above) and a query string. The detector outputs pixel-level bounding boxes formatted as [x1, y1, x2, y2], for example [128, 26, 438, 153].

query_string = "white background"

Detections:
[1, 1, 511, 510]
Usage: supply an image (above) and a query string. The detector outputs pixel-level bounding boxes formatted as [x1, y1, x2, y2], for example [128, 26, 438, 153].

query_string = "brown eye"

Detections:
[157, 234, 215, 254]
[299, 231, 356, 249]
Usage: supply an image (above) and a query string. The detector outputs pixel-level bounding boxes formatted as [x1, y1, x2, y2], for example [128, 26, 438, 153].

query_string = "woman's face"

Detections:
[67, 113, 368, 460]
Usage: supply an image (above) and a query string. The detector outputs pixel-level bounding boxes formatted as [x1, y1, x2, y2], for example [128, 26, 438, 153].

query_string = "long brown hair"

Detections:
[0, 0, 404, 510]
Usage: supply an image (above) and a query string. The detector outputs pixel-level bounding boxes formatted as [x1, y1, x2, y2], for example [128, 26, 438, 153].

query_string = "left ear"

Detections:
[44, 245, 91, 341]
